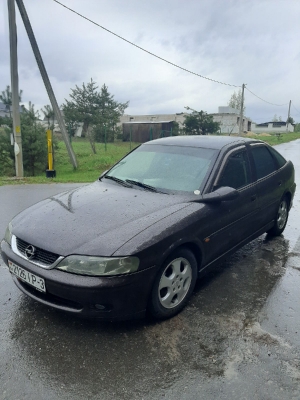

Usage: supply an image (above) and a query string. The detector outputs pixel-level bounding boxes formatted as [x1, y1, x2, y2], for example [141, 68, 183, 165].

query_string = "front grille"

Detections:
[16, 237, 60, 266]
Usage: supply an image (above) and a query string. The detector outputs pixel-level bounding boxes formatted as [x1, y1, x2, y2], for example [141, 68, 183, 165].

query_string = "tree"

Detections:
[92, 84, 128, 143]
[287, 116, 294, 124]
[0, 85, 23, 117]
[0, 100, 48, 177]
[21, 107, 48, 176]
[183, 108, 220, 135]
[228, 89, 245, 113]
[41, 104, 55, 130]
[294, 123, 300, 132]
[0, 126, 14, 176]
[63, 79, 128, 153]
[272, 114, 282, 122]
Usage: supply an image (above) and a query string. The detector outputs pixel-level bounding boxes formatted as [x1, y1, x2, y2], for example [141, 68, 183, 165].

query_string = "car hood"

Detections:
[12, 181, 192, 256]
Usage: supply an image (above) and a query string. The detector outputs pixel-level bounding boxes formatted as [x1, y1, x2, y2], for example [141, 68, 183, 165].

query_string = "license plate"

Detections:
[8, 260, 46, 293]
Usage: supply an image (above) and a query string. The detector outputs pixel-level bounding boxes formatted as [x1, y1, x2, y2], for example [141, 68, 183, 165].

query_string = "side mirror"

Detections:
[202, 186, 239, 203]
[191, 186, 239, 204]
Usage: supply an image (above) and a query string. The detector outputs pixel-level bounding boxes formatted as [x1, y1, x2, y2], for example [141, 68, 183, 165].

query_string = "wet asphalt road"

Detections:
[0, 140, 300, 400]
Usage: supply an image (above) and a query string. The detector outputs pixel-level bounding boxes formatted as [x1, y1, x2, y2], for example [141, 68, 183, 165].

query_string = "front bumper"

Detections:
[1, 240, 157, 320]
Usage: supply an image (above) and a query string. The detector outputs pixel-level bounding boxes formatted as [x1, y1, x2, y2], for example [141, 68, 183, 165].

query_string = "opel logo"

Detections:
[25, 245, 36, 260]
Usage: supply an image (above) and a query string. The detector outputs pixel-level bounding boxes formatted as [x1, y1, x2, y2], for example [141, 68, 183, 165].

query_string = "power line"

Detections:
[292, 104, 300, 115]
[52, 0, 240, 88]
[245, 87, 289, 107]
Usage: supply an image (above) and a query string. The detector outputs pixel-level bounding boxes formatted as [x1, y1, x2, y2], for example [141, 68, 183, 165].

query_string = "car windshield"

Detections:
[105, 144, 218, 193]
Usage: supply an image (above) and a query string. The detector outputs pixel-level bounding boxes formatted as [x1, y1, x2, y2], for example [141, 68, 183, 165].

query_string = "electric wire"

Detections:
[245, 87, 289, 107]
[292, 104, 300, 115]
[52, 0, 296, 112]
[52, 0, 240, 88]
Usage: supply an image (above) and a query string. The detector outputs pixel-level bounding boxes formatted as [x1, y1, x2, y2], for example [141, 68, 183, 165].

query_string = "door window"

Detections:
[251, 145, 277, 180]
[217, 150, 251, 189]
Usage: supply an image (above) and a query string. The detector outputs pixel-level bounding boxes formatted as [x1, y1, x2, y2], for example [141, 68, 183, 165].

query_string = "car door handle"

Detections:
[251, 195, 257, 202]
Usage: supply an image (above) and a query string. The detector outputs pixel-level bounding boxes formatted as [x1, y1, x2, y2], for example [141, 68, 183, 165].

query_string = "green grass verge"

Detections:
[0, 139, 139, 186]
[0, 133, 299, 186]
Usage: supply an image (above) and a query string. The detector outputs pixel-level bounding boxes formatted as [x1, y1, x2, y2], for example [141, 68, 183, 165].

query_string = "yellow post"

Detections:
[46, 129, 56, 177]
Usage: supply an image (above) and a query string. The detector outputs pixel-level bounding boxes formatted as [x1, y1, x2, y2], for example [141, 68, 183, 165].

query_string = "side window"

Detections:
[251, 145, 277, 180]
[217, 151, 251, 190]
[267, 146, 286, 168]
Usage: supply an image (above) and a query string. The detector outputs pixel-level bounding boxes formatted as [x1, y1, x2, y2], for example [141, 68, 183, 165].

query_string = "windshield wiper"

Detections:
[125, 179, 166, 194]
[104, 175, 132, 188]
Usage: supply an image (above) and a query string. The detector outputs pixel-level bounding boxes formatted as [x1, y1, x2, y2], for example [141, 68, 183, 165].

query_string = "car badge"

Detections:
[24, 245, 36, 260]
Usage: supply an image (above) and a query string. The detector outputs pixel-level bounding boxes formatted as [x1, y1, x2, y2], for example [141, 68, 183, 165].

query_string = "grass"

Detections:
[243, 131, 300, 146]
[0, 138, 139, 186]
[0, 132, 299, 186]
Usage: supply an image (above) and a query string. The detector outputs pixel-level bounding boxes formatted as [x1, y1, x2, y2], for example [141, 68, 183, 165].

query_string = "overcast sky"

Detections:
[1, 0, 300, 123]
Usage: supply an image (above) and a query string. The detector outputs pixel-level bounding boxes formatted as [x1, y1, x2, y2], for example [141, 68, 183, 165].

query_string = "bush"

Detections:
[0, 114, 48, 176]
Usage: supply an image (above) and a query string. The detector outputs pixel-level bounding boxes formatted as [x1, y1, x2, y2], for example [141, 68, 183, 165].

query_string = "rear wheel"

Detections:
[148, 248, 197, 319]
[267, 196, 289, 236]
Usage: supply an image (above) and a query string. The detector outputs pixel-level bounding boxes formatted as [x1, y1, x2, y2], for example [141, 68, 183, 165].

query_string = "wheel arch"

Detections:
[159, 240, 203, 274]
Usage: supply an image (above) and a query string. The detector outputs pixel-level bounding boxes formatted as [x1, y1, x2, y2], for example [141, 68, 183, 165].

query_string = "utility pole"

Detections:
[8, 0, 23, 177]
[238, 83, 246, 136]
[15, 0, 77, 169]
[286, 100, 291, 132]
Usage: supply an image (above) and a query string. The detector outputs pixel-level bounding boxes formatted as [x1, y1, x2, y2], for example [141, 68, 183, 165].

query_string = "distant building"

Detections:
[251, 121, 294, 133]
[120, 107, 253, 136]
[122, 121, 177, 142]
[0, 102, 25, 118]
[210, 106, 252, 134]
[120, 113, 186, 127]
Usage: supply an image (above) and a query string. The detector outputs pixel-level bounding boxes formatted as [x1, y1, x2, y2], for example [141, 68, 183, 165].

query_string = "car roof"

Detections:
[145, 135, 262, 150]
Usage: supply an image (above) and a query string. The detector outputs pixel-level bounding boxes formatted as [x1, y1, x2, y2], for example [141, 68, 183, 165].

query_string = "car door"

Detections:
[199, 146, 259, 264]
[249, 143, 285, 229]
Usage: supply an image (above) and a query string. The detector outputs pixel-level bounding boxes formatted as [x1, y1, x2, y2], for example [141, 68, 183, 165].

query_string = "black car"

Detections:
[1, 136, 296, 320]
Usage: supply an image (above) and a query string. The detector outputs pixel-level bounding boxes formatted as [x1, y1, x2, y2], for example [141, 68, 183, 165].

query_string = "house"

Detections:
[251, 121, 294, 133]
[210, 106, 252, 134]
[120, 107, 253, 137]
[0, 102, 25, 118]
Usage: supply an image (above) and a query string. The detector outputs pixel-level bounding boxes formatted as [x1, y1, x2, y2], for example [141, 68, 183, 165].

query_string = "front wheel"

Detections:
[148, 248, 197, 319]
[267, 196, 289, 236]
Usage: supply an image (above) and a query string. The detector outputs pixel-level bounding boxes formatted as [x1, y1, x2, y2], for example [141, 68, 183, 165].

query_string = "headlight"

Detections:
[56, 255, 139, 276]
[4, 222, 13, 245]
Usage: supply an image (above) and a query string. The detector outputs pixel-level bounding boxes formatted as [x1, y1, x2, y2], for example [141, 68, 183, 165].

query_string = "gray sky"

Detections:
[1, 0, 300, 123]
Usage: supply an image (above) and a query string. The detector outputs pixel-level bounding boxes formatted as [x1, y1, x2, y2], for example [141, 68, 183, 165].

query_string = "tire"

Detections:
[148, 248, 197, 319]
[267, 196, 289, 236]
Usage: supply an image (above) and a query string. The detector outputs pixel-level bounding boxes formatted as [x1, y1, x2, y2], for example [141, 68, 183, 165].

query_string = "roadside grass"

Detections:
[243, 132, 300, 146]
[0, 132, 299, 186]
[0, 139, 139, 186]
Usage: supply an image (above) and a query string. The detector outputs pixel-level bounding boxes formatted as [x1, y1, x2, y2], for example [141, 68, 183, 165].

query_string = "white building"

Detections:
[251, 121, 294, 133]
[210, 106, 252, 134]
[120, 107, 253, 134]
[119, 113, 186, 128]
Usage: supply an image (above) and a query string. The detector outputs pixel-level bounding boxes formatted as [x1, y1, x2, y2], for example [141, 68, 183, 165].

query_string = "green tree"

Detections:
[0, 101, 48, 177]
[21, 107, 48, 176]
[0, 126, 14, 176]
[228, 89, 245, 113]
[0, 85, 23, 117]
[287, 116, 294, 124]
[183, 108, 220, 135]
[41, 104, 55, 130]
[294, 123, 300, 132]
[63, 79, 128, 153]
